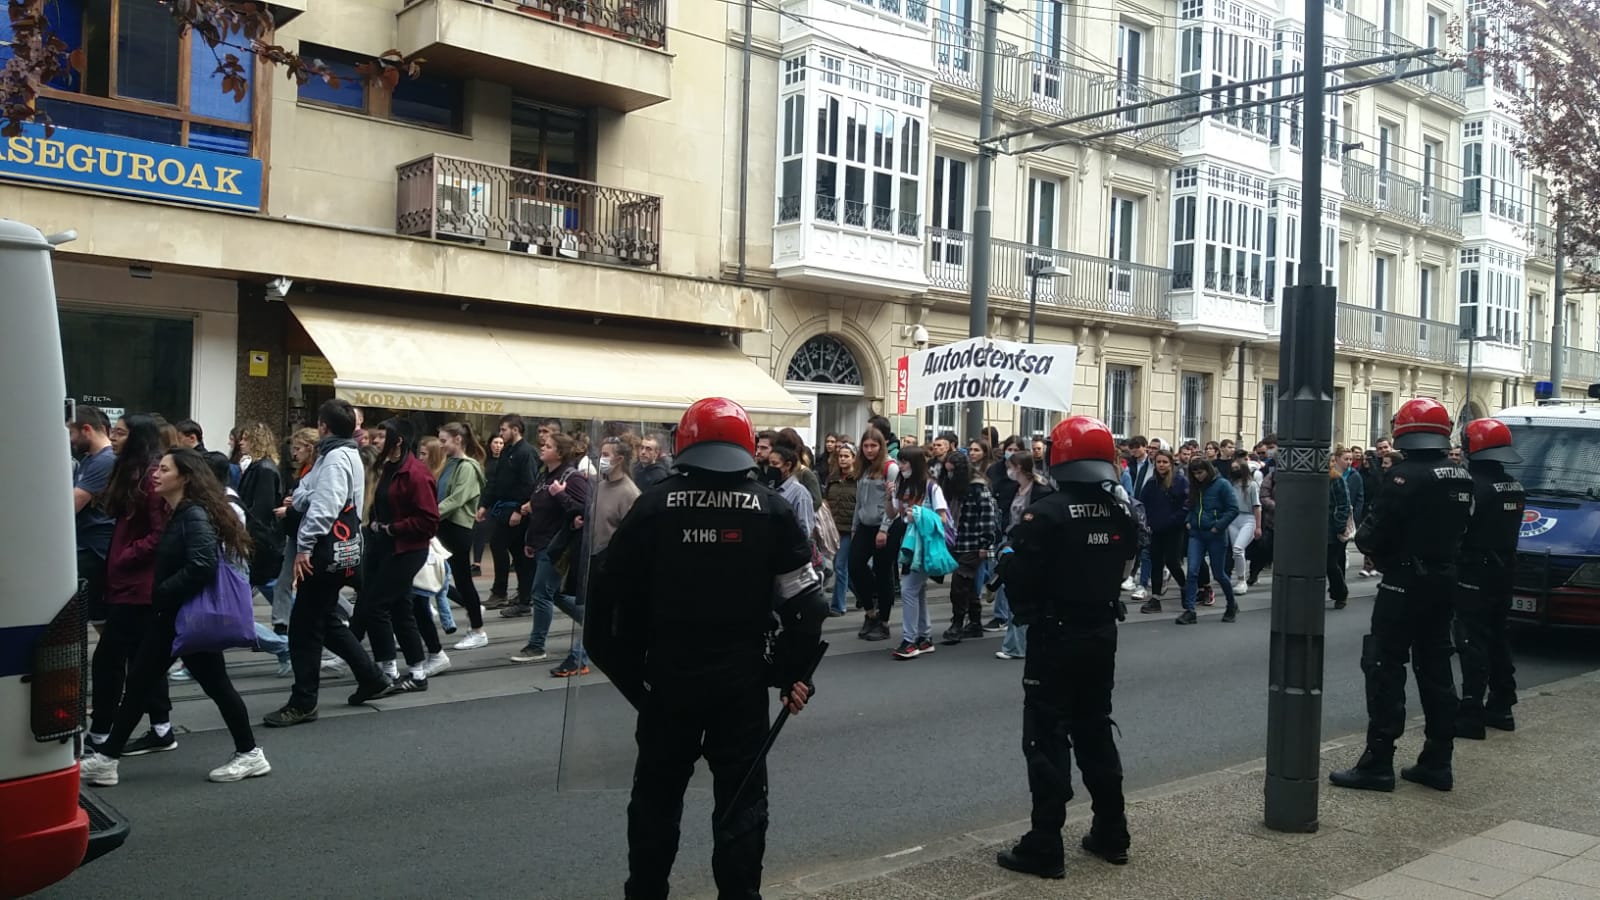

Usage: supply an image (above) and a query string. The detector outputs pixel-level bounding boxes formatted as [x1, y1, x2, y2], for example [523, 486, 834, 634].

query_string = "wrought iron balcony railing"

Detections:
[514, 0, 667, 48]
[926, 227, 1172, 319]
[1528, 340, 1600, 384]
[397, 154, 661, 268]
[1336, 302, 1458, 364]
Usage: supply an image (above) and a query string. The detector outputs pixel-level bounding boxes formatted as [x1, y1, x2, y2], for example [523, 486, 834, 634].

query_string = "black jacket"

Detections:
[152, 501, 220, 615]
[480, 437, 538, 514]
[238, 457, 284, 586]
[1355, 451, 1474, 573]
[1005, 480, 1137, 626]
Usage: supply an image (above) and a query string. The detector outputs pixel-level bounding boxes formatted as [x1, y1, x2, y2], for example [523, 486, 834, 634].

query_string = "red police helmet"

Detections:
[1390, 397, 1453, 452]
[1047, 416, 1120, 484]
[674, 397, 758, 474]
[1463, 417, 1522, 464]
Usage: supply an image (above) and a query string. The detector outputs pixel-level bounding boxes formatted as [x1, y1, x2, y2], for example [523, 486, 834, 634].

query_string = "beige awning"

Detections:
[288, 299, 809, 426]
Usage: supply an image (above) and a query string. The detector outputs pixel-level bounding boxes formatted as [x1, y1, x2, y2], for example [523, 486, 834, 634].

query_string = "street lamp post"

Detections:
[1025, 258, 1069, 345]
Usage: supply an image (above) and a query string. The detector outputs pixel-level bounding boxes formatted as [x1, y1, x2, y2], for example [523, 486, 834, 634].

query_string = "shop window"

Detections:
[297, 44, 465, 133]
[60, 309, 194, 421]
[30, 0, 256, 155]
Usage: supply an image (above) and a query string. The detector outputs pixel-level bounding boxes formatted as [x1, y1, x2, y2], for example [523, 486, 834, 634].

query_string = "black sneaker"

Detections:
[864, 622, 892, 642]
[1220, 605, 1238, 623]
[1333, 597, 1348, 610]
[1081, 832, 1129, 865]
[961, 621, 985, 639]
[996, 846, 1065, 880]
[122, 728, 179, 756]
[941, 625, 965, 645]
[1139, 598, 1162, 614]
[263, 705, 319, 728]
[381, 676, 429, 696]
[1484, 708, 1516, 732]
[347, 677, 392, 706]
[1175, 610, 1198, 625]
[983, 618, 1008, 632]
[499, 603, 532, 618]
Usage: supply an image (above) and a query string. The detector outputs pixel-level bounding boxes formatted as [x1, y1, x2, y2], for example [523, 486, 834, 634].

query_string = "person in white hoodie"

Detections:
[263, 399, 389, 728]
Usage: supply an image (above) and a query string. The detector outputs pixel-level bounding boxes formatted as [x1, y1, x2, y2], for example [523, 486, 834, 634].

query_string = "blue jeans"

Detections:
[1185, 531, 1236, 611]
[831, 534, 852, 614]
[994, 584, 1012, 622]
[525, 547, 564, 651]
[1139, 545, 1152, 587]
[253, 622, 289, 663]
[554, 592, 586, 665]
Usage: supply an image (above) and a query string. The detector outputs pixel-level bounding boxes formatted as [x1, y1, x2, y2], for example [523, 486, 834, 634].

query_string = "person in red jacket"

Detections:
[91, 413, 178, 755]
[351, 418, 441, 694]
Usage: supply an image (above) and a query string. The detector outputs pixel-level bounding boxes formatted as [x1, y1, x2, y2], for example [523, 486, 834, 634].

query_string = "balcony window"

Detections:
[1171, 192, 1197, 289]
[27, 0, 257, 155]
[1369, 391, 1394, 447]
[1027, 175, 1061, 250]
[1180, 372, 1208, 445]
[931, 153, 968, 266]
[1260, 379, 1278, 437]
[298, 45, 466, 133]
[1105, 365, 1137, 439]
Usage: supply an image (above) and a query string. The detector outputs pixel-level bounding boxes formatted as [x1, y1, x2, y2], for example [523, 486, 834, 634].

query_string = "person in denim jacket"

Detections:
[1178, 459, 1240, 625]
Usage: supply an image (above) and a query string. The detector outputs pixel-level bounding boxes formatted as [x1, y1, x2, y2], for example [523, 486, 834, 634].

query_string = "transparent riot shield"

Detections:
[556, 419, 708, 793]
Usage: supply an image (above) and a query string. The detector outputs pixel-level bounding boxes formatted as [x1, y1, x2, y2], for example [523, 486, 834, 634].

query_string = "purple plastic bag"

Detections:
[172, 561, 256, 657]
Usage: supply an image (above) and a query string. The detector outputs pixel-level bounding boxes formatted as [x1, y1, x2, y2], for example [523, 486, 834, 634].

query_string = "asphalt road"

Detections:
[42, 586, 1600, 900]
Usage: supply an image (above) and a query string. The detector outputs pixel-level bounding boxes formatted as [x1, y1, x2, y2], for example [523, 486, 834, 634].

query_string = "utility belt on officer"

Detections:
[1456, 549, 1512, 571]
[1378, 557, 1458, 580]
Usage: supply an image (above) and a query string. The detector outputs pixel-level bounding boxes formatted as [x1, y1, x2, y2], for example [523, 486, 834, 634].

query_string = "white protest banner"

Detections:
[905, 337, 1078, 412]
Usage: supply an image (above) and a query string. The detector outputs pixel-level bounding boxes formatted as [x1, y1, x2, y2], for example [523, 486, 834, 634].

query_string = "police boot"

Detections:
[858, 612, 875, 640]
[1081, 821, 1130, 866]
[997, 831, 1065, 880]
[1401, 741, 1454, 792]
[1484, 695, 1517, 732]
[1328, 747, 1396, 792]
[1455, 699, 1487, 741]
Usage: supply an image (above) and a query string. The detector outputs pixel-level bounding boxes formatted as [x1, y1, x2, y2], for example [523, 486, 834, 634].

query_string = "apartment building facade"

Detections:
[2, 0, 810, 439]
[743, 0, 1594, 449]
[0, 0, 1588, 448]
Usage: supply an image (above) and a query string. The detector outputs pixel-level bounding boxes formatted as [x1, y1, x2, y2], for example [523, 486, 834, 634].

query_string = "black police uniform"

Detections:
[997, 481, 1138, 875]
[1454, 461, 1524, 735]
[600, 470, 826, 900]
[1339, 450, 1473, 789]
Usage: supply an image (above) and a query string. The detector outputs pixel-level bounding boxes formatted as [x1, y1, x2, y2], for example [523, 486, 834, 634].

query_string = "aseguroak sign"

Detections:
[901, 337, 1078, 413]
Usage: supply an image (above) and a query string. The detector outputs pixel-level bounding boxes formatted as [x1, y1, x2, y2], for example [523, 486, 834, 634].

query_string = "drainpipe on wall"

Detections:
[737, 0, 754, 283]
[1237, 340, 1247, 444]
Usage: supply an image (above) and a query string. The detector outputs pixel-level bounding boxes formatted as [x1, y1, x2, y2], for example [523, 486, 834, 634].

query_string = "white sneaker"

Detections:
[1120, 577, 1136, 592]
[208, 748, 271, 783]
[380, 661, 399, 680]
[421, 651, 451, 677]
[319, 657, 347, 675]
[1236, 583, 1249, 596]
[80, 751, 119, 787]
[453, 630, 489, 651]
[1131, 587, 1148, 601]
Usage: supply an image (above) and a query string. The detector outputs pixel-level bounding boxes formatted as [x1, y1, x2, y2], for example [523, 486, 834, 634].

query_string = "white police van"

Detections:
[1493, 391, 1600, 627]
[0, 220, 127, 897]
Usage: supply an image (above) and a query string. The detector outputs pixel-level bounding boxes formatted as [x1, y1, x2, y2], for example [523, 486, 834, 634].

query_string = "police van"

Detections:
[0, 221, 127, 897]
[1494, 392, 1600, 628]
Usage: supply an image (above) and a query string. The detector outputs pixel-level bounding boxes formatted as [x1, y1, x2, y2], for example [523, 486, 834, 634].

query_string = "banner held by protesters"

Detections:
[900, 337, 1078, 413]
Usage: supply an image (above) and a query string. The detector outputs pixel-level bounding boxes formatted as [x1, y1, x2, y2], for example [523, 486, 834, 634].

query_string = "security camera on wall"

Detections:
[911, 324, 930, 348]
[265, 277, 293, 301]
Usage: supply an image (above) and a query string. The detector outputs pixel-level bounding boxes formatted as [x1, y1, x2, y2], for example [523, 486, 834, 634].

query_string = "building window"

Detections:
[819, 53, 844, 85]
[1109, 193, 1139, 293]
[298, 45, 465, 132]
[1116, 24, 1146, 122]
[814, 95, 841, 221]
[1020, 408, 1050, 439]
[1027, 175, 1061, 250]
[1458, 246, 1524, 346]
[1171, 193, 1197, 289]
[1422, 138, 1441, 220]
[1373, 253, 1392, 333]
[60, 308, 195, 421]
[783, 55, 807, 86]
[1369, 391, 1394, 447]
[931, 153, 969, 265]
[30, 0, 257, 155]
[1260, 379, 1278, 438]
[1377, 121, 1396, 206]
[1419, 264, 1437, 342]
[785, 335, 864, 386]
[1180, 372, 1208, 444]
[1105, 365, 1136, 438]
[928, 402, 959, 441]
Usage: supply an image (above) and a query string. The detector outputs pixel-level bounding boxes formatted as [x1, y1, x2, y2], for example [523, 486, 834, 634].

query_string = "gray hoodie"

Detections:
[292, 436, 365, 554]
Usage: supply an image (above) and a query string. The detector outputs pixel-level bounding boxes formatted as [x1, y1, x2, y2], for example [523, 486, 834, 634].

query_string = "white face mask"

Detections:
[598, 456, 614, 474]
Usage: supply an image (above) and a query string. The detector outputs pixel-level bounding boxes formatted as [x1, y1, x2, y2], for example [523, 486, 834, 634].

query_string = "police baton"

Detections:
[717, 640, 829, 830]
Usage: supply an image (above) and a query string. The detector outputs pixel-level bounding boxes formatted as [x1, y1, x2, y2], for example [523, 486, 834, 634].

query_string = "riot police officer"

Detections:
[591, 398, 827, 900]
[995, 417, 1138, 879]
[1331, 397, 1473, 793]
[1454, 418, 1525, 739]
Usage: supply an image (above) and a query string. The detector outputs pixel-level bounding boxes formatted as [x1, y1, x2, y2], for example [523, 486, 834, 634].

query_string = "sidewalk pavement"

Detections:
[765, 668, 1600, 900]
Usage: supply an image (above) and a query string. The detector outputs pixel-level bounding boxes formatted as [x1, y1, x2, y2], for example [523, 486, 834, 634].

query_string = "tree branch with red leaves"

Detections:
[1, 0, 421, 138]
[1475, 0, 1600, 285]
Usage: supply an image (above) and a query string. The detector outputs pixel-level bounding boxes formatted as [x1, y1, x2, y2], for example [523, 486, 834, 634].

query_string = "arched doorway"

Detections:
[784, 335, 869, 449]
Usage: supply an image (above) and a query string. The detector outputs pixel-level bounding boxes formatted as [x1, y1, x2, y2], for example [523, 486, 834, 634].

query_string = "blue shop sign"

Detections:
[0, 123, 262, 212]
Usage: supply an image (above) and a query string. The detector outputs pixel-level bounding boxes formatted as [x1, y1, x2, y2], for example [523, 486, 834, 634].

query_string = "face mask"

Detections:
[598, 457, 614, 474]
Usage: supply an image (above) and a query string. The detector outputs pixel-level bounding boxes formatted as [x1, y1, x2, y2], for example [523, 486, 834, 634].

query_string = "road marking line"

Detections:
[885, 846, 924, 859]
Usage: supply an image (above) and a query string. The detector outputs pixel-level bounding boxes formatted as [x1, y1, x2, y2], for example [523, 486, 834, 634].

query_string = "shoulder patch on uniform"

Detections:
[1022, 512, 1035, 521]
[1391, 476, 1405, 485]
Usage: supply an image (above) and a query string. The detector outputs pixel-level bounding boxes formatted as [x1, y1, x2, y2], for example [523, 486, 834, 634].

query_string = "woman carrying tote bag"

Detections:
[80, 447, 270, 787]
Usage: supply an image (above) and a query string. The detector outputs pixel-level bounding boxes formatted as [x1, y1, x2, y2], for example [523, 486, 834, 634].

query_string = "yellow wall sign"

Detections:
[347, 391, 507, 415]
[299, 355, 335, 387]
[248, 351, 269, 378]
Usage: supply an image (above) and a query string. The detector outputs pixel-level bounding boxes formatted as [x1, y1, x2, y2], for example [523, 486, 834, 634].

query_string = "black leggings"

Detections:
[1150, 528, 1186, 597]
[91, 604, 171, 735]
[848, 523, 897, 622]
[353, 539, 430, 668]
[439, 521, 484, 629]
[102, 611, 255, 758]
